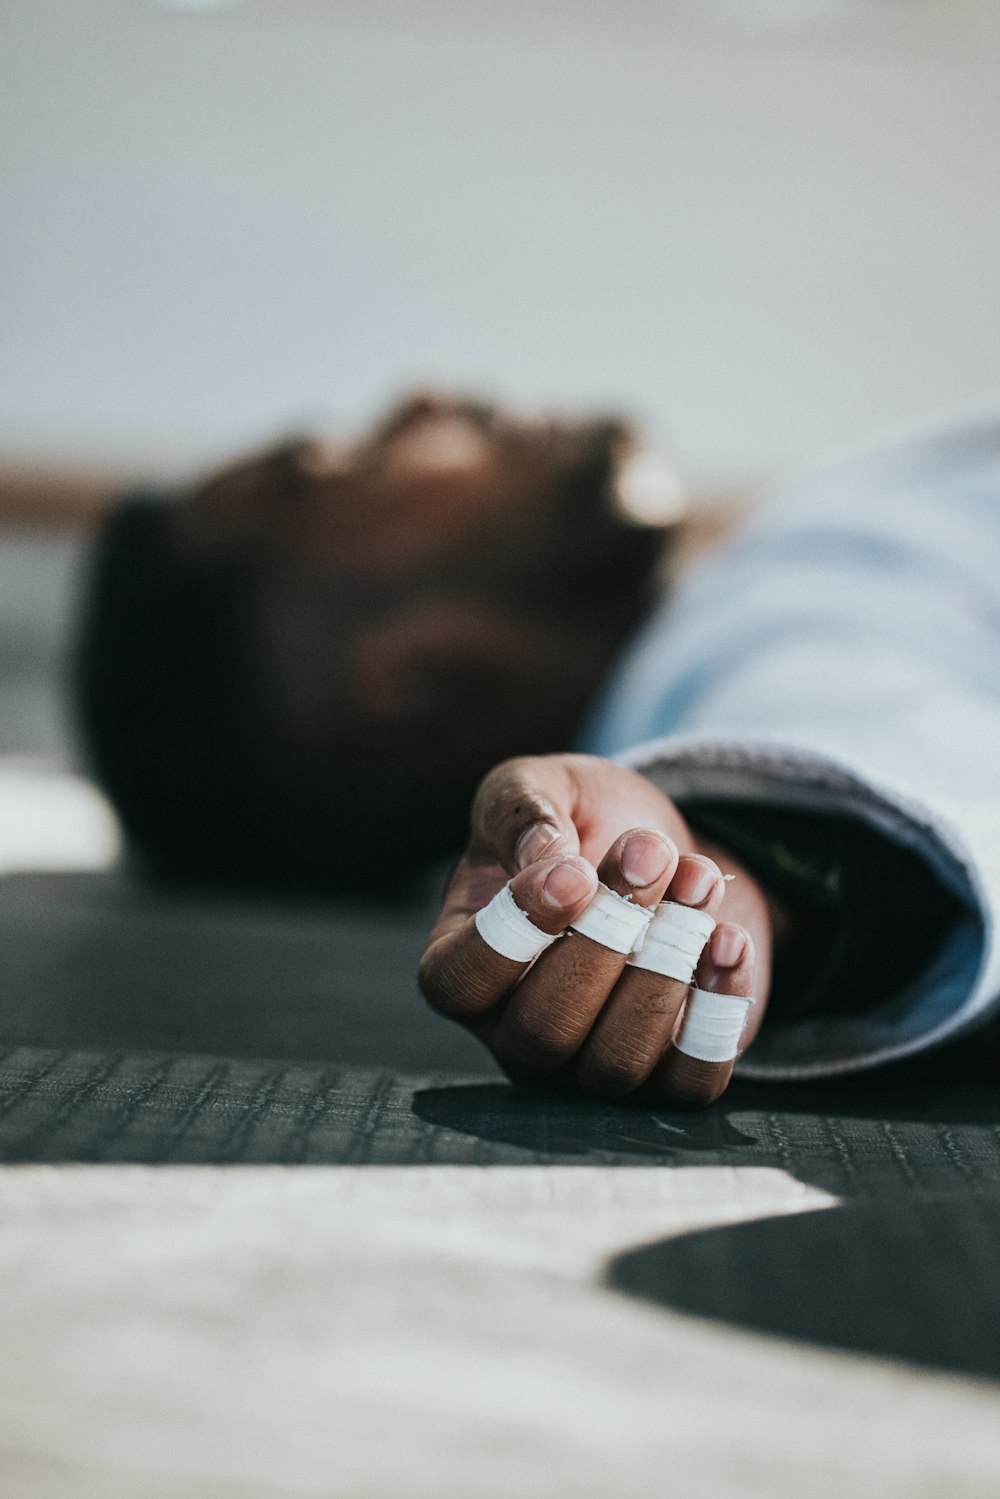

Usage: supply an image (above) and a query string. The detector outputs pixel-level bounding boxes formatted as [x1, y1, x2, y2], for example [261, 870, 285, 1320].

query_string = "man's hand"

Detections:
[419, 753, 773, 1107]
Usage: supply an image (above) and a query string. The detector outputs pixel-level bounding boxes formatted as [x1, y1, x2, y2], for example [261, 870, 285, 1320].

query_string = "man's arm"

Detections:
[579, 403, 1000, 1077]
[420, 404, 1000, 1095]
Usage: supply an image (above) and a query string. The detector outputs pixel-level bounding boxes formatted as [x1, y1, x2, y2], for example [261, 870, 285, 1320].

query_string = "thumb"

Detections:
[468, 756, 582, 874]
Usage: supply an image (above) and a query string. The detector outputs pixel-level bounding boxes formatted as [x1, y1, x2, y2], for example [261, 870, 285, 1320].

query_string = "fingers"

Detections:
[648, 922, 756, 1109]
[419, 752, 765, 1107]
[464, 752, 695, 878]
[418, 853, 598, 1021]
[419, 757, 591, 1019]
[572, 854, 726, 1098]
[482, 828, 679, 1082]
[468, 756, 582, 874]
[420, 753, 641, 1033]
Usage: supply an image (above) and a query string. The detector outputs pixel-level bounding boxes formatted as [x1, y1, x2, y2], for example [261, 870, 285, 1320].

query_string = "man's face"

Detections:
[173, 391, 677, 781]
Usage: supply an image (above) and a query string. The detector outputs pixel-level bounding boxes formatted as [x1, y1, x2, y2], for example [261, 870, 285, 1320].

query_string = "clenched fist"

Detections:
[419, 754, 775, 1107]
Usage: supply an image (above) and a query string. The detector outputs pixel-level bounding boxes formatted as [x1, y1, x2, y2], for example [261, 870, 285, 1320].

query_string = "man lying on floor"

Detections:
[75, 392, 1000, 1106]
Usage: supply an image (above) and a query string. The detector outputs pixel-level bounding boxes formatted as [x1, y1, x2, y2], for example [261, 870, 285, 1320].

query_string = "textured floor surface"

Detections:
[2, 862, 1000, 1497]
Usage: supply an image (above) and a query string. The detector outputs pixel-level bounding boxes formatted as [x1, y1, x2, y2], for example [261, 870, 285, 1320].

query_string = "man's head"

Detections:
[76, 392, 682, 892]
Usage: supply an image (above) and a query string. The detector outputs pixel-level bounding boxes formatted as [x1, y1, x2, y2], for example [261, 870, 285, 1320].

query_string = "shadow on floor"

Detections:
[411, 1074, 1000, 1193]
[415, 1077, 1000, 1379]
[6, 865, 1000, 1380]
[606, 1192, 1000, 1384]
[412, 1083, 757, 1160]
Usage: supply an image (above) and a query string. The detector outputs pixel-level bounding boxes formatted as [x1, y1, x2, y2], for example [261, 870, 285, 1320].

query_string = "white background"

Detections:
[2, 0, 999, 484]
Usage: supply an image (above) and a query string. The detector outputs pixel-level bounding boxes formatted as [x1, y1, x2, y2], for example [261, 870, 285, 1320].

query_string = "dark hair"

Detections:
[74, 496, 474, 893]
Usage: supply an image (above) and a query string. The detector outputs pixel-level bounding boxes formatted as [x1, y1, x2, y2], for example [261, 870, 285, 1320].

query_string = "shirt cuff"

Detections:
[618, 734, 990, 1079]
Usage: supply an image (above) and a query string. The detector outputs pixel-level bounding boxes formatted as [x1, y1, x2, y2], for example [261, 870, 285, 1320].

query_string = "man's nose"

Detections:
[382, 390, 457, 438]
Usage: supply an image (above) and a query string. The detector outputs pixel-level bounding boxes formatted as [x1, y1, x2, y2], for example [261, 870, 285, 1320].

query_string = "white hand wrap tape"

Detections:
[570, 883, 653, 955]
[675, 987, 755, 1063]
[475, 883, 559, 964]
[630, 901, 716, 982]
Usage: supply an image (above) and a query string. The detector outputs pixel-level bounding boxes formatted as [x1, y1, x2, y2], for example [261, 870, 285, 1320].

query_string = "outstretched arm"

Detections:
[579, 405, 1000, 1078]
[423, 406, 1000, 1089]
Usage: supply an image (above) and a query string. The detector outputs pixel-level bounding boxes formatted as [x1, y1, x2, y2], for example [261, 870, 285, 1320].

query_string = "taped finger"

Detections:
[570, 882, 654, 953]
[485, 828, 676, 1081]
[651, 923, 756, 1108]
[570, 853, 723, 1097]
[475, 883, 560, 963]
[418, 856, 597, 1021]
[675, 987, 755, 1062]
[630, 900, 716, 982]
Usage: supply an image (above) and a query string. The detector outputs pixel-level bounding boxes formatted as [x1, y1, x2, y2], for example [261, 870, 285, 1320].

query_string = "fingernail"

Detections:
[685, 862, 720, 907]
[542, 858, 594, 909]
[515, 822, 561, 870]
[621, 831, 672, 888]
[711, 925, 747, 969]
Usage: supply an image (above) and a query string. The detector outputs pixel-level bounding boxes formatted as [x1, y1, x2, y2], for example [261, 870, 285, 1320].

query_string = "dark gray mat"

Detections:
[6, 858, 1000, 1388]
[2, 1044, 1000, 1190]
[0, 869, 487, 1071]
[4, 868, 1000, 1187]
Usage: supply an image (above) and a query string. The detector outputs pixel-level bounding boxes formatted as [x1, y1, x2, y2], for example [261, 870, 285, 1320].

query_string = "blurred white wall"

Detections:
[2, 0, 999, 485]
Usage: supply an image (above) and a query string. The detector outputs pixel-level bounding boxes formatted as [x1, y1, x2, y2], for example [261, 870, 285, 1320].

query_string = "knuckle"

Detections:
[416, 952, 450, 1013]
[472, 757, 529, 813]
[495, 1008, 581, 1075]
[661, 1059, 730, 1109]
[418, 947, 498, 1019]
[576, 1037, 654, 1098]
[473, 760, 556, 835]
[671, 1083, 724, 1109]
